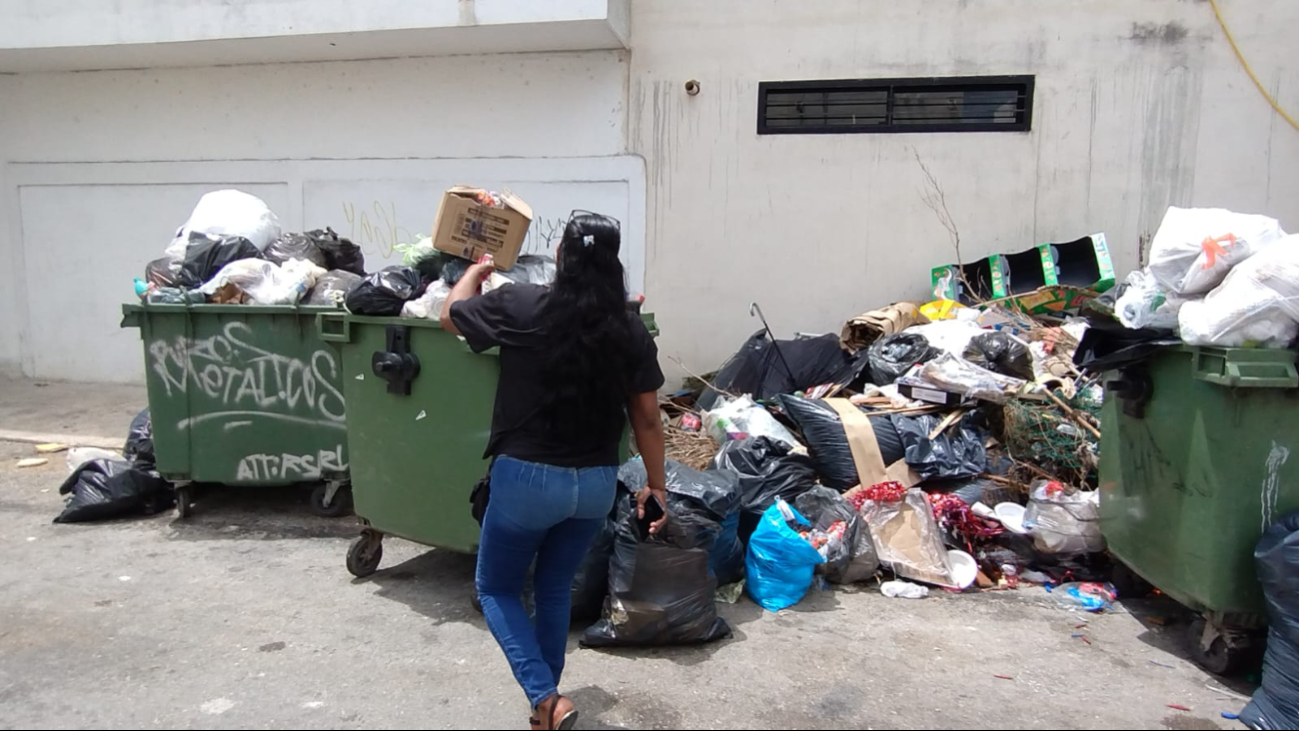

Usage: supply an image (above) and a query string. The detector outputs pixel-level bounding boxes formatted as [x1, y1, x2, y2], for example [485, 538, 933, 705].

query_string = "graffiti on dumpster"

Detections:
[148, 322, 346, 431]
[236, 444, 346, 482]
[1261, 441, 1292, 531]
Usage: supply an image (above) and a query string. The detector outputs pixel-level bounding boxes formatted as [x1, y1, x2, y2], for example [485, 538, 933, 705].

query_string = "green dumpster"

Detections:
[121, 303, 352, 517]
[1099, 344, 1299, 672]
[319, 310, 658, 578]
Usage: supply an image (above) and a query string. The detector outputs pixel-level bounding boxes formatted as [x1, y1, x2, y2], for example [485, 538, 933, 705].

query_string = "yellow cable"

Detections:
[1209, 0, 1299, 132]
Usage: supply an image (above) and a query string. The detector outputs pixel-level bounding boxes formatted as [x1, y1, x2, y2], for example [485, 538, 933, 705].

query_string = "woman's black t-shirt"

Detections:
[449, 283, 665, 468]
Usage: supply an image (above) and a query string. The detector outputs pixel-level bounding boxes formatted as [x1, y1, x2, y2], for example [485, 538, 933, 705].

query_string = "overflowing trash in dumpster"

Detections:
[109, 187, 1299, 711]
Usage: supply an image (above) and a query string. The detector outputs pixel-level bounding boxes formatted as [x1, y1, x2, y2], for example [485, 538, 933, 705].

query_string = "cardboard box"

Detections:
[430, 186, 534, 270]
[929, 233, 1115, 315]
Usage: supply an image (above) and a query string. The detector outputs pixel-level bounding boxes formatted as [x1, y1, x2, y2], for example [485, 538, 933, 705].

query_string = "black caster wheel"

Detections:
[471, 592, 483, 614]
[175, 485, 193, 520]
[1111, 562, 1154, 600]
[310, 483, 353, 518]
[1187, 618, 1258, 676]
[346, 532, 383, 578]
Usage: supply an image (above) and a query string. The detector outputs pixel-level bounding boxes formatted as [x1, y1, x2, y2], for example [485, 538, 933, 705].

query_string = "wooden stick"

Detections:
[668, 356, 737, 400]
[1042, 389, 1102, 440]
[928, 408, 968, 440]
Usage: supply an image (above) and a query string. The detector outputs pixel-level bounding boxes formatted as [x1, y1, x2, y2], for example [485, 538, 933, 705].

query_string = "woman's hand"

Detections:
[465, 260, 496, 284]
[636, 485, 669, 535]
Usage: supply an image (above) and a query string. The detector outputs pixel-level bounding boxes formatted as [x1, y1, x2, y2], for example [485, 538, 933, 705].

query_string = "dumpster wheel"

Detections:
[175, 484, 194, 520]
[346, 531, 383, 578]
[310, 483, 354, 518]
[1187, 617, 1257, 676]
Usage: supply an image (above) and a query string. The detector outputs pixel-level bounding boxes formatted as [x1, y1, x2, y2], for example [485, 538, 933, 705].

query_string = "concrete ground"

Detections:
[0, 378, 1256, 730]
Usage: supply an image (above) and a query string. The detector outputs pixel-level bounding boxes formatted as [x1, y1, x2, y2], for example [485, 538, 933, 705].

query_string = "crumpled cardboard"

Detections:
[861, 489, 956, 588]
[840, 302, 924, 353]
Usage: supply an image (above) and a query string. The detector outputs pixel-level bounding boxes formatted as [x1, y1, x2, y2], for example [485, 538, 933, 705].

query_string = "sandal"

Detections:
[530, 695, 578, 730]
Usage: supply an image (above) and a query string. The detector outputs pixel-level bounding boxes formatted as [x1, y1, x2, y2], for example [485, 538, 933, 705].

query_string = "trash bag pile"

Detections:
[132, 189, 557, 314]
[54, 409, 175, 523]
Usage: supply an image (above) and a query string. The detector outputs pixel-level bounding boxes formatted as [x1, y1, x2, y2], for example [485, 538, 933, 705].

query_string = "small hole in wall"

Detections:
[684, 80, 701, 96]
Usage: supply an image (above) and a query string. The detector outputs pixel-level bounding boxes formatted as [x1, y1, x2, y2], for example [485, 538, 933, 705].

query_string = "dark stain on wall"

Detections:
[1130, 22, 1191, 45]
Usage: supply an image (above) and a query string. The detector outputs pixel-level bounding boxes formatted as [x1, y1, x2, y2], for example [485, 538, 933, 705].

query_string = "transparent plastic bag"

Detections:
[703, 395, 799, 448]
[1148, 206, 1287, 295]
[910, 352, 1025, 404]
[1115, 268, 1187, 331]
[401, 280, 453, 320]
[198, 258, 326, 305]
[1178, 236, 1299, 348]
[1023, 481, 1103, 554]
[303, 270, 364, 307]
[860, 488, 956, 587]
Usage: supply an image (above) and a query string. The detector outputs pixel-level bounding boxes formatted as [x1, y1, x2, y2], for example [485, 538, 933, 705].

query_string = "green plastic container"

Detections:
[320, 311, 658, 578]
[1099, 345, 1299, 671]
[121, 303, 351, 515]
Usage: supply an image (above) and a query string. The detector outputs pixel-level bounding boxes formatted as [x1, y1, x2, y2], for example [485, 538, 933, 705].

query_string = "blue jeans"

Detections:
[476, 456, 618, 707]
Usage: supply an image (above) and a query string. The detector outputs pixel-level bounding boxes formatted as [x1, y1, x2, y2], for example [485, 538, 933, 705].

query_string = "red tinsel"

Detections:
[851, 481, 907, 510]
[927, 492, 1004, 552]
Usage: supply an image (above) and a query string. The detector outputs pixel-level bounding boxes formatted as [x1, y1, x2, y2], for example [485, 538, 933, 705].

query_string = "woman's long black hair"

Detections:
[538, 213, 635, 438]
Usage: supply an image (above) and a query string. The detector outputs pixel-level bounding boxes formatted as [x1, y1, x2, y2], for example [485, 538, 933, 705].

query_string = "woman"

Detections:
[441, 213, 668, 730]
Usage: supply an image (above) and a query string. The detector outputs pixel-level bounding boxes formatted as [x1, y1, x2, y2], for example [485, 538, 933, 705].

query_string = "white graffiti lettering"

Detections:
[148, 321, 346, 431]
[236, 444, 347, 482]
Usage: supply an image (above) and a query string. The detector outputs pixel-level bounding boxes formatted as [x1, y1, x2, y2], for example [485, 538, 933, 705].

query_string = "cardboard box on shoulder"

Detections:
[431, 186, 534, 270]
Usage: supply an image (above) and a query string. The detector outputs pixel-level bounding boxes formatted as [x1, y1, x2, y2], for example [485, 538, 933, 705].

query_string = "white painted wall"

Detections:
[0, 51, 634, 381]
[628, 0, 1299, 378]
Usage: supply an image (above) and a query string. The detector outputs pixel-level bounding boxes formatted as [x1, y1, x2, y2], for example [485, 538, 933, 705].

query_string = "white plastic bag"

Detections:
[401, 280, 452, 320]
[1022, 481, 1103, 554]
[903, 319, 985, 356]
[703, 395, 799, 448]
[1178, 236, 1299, 348]
[880, 580, 929, 599]
[66, 447, 123, 473]
[1148, 206, 1287, 295]
[198, 258, 326, 305]
[165, 189, 283, 259]
[1115, 268, 1190, 330]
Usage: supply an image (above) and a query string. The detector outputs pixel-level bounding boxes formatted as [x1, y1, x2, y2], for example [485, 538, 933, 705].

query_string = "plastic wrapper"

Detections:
[1022, 481, 1103, 554]
[303, 270, 364, 307]
[712, 437, 819, 543]
[123, 409, 155, 469]
[401, 280, 453, 320]
[860, 488, 957, 587]
[198, 258, 327, 305]
[745, 500, 828, 611]
[53, 459, 173, 524]
[890, 412, 988, 480]
[962, 332, 1033, 380]
[867, 332, 939, 385]
[176, 232, 262, 290]
[618, 458, 745, 585]
[881, 581, 929, 599]
[262, 232, 329, 268]
[1115, 268, 1187, 331]
[1148, 206, 1288, 295]
[345, 266, 424, 316]
[795, 486, 879, 583]
[1178, 236, 1299, 348]
[1242, 512, 1299, 730]
[478, 256, 556, 294]
[394, 236, 436, 267]
[145, 256, 181, 288]
[581, 495, 731, 647]
[1047, 581, 1116, 612]
[777, 394, 904, 491]
[703, 395, 799, 447]
[699, 331, 871, 410]
[903, 319, 986, 357]
[164, 189, 282, 259]
[910, 352, 1025, 404]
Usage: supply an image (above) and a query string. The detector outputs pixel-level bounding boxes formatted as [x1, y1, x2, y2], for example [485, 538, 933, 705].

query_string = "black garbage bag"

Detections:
[698, 331, 872, 410]
[712, 436, 818, 543]
[1073, 316, 1179, 374]
[440, 257, 471, 286]
[345, 266, 424, 315]
[617, 459, 745, 585]
[176, 233, 261, 289]
[124, 409, 155, 469]
[795, 486, 879, 584]
[1242, 512, 1299, 730]
[867, 332, 940, 386]
[963, 332, 1033, 380]
[54, 459, 174, 523]
[145, 256, 180, 288]
[777, 394, 905, 491]
[891, 412, 989, 480]
[581, 494, 732, 648]
[311, 227, 366, 275]
[303, 270, 364, 306]
[570, 481, 633, 621]
[262, 232, 329, 268]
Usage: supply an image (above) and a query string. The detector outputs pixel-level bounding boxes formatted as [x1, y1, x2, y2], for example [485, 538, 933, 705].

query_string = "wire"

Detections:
[1209, 0, 1299, 132]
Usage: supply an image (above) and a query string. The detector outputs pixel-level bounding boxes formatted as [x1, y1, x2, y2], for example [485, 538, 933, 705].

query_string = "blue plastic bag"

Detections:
[746, 500, 827, 611]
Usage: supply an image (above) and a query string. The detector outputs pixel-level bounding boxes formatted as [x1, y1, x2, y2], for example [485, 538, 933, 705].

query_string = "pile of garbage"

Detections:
[133, 189, 558, 317]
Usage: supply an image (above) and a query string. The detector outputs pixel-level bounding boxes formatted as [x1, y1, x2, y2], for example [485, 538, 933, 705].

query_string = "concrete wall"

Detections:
[628, 0, 1299, 377]
[0, 51, 633, 380]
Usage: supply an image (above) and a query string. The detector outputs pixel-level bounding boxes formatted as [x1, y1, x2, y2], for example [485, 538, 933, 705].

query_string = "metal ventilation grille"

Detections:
[758, 76, 1034, 135]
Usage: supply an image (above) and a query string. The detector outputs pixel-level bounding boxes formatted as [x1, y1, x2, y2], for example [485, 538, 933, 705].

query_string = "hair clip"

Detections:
[583, 235, 595, 247]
